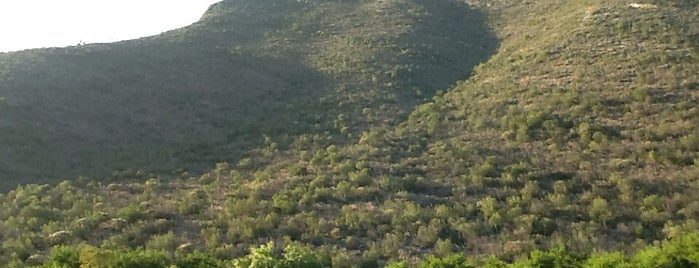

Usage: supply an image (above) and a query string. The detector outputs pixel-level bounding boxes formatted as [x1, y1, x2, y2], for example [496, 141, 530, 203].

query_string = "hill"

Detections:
[0, 0, 698, 267]
[0, 0, 496, 189]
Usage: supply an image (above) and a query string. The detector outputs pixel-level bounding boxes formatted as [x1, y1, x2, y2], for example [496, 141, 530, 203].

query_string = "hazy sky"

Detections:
[0, 0, 220, 52]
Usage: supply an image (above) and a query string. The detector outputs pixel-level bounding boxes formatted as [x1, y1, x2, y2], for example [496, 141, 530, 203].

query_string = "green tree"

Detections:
[659, 232, 699, 267]
[78, 246, 115, 268]
[282, 244, 325, 268]
[176, 251, 222, 268]
[385, 261, 409, 268]
[418, 254, 473, 268]
[583, 252, 630, 268]
[513, 248, 584, 268]
[43, 246, 80, 268]
[589, 197, 613, 226]
[232, 242, 280, 268]
[114, 249, 169, 268]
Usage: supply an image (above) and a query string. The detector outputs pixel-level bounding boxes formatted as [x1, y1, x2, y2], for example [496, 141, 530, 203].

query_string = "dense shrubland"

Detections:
[0, 0, 698, 267]
[0, 0, 495, 188]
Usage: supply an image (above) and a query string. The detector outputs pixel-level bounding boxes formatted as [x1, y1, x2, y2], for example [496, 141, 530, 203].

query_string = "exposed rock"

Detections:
[628, 3, 658, 9]
[48, 230, 72, 245]
[25, 254, 46, 266]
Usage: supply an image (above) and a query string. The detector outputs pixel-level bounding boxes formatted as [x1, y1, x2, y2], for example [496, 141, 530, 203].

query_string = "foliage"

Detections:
[27, 234, 699, 267]
[176, 251, 224, 268]
[231, 242, 326, 268]
[0, 0, 495, 190]
[0, 0, 698, 267]
[42, 246, 80, 268]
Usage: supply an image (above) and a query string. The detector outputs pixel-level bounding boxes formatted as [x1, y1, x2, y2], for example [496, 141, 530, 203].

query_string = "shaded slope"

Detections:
[0, 0, 496, 189]
[0, 43, 325, 186]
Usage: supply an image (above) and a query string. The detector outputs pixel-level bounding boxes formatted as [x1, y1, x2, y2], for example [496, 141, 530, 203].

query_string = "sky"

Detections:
[0, 0, 220, 52]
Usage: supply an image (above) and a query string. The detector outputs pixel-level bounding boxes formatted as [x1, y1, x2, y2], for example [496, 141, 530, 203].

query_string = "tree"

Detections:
[176, 251, 222, 268]
[282, 244, 324, 268]
[232, 242, 280, 268]
[513, 248, 584, 268]
[113, 249, 169, 268]
[78, 246, 115, 268]
[589, 197, 613, 227]
[418, 254, 473, 268]
[583, 252, 629, 268]
[43, 246, 80, 268]
[478, 196, 503, 227]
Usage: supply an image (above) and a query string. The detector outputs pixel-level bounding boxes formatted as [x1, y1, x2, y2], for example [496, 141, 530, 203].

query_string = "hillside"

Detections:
[1, 0, 699, 267]
[0, 0, 496, 189]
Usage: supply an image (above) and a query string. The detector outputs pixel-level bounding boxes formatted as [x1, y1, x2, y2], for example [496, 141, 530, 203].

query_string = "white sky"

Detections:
[0, 0, 220, 52]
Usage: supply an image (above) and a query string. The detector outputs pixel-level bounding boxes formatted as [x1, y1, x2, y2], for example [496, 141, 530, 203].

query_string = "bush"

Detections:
[113, 249, 169, 268]
[43, 246, 80, 268]
[418, 254, 473, 268]
[176, 251, 222, 268]
[512, 248, 585, 268]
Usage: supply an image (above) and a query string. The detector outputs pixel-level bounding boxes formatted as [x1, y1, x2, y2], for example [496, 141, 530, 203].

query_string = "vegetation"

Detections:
[0, 0, 698, 267]
[18, 232, 699, 267]
[0, 0, 496, 189]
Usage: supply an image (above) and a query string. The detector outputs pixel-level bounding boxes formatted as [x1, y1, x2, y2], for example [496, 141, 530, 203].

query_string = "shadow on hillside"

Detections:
[0, 0, 499, 190]
[396, 0, 498, 103]
[0, 43, 330, 189]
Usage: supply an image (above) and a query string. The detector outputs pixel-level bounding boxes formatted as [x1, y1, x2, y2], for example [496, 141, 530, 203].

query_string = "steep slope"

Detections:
[213, 0, 699, 258]
[384, 0, 699, 254]
[1, 0, 698, 267]
[0, 0, 496, 189]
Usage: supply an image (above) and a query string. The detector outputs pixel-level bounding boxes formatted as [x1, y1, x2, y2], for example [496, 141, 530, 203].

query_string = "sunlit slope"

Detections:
[0, 0, 496, 188]
[388, 0, 699, 252]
